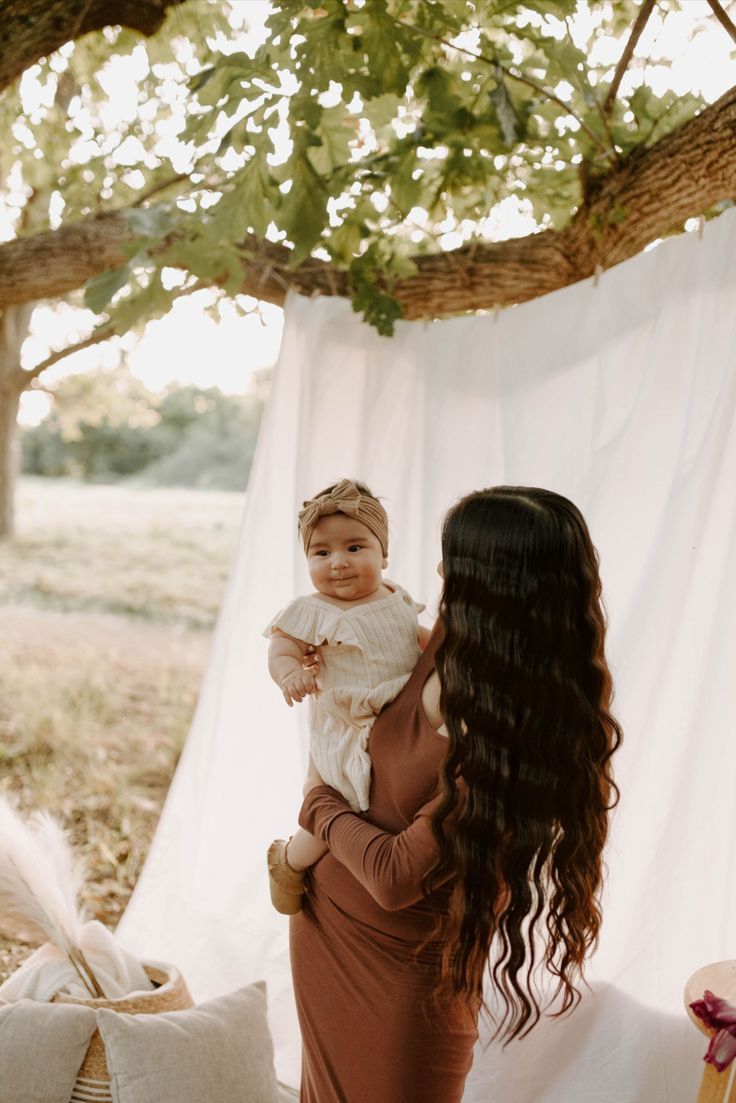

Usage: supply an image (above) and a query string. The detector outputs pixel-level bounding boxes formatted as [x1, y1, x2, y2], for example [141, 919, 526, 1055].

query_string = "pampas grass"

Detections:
[0, 796, 106, 997]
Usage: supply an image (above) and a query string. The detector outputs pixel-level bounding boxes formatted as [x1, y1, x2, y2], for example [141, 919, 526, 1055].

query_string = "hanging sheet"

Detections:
[119, 209, 736, 1101]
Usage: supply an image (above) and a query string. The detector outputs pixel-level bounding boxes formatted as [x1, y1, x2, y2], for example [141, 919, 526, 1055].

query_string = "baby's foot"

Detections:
[267, 838, 306, 915]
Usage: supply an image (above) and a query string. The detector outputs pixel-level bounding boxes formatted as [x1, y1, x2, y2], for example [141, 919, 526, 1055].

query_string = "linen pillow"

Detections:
[97, 981, 279, 1103]
[0, 998, 97, 1103]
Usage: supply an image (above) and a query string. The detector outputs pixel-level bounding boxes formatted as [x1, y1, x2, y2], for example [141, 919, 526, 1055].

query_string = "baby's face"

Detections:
[307, 513, 387, 602]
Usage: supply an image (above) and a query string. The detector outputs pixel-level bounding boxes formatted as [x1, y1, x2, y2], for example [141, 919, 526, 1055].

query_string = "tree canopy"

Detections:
[154, 0, 736, 333]
[1, 0, 736, 535]
[3, 0, 735, 344]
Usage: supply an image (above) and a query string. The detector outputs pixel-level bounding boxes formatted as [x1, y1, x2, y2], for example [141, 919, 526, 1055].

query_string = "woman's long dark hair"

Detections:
[431, 486, 622, 1040]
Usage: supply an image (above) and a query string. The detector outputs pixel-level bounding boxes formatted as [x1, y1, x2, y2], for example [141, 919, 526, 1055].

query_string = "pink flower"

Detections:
[705, 1030, 736, 1073]
[690, 991, 736, 1072]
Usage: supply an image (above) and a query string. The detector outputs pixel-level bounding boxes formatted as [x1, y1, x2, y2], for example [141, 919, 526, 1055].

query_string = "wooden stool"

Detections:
[685, 961, 736, 1103]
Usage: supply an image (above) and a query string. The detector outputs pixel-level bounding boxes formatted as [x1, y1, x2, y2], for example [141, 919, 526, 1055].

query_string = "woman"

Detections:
[291, 486, 622, 1103]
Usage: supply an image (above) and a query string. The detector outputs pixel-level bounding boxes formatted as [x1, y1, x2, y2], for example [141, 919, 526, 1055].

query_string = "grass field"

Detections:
[0, 478, 244, 982]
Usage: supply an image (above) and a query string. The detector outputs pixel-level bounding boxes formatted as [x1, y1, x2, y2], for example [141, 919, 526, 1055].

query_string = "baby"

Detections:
[265, 479, 427, 914]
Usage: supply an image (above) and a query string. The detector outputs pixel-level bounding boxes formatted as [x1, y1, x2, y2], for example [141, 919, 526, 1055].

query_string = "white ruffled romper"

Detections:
[265, 583, 422, 812]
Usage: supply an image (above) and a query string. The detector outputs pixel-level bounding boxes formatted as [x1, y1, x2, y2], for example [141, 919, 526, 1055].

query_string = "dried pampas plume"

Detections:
[0, 796, 106, 997]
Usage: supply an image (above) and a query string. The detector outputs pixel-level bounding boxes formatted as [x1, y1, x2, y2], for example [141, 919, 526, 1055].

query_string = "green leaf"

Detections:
[84, 265, 131, 314]
[291, 94, 323, 130]
[326, 220, 364, 264]
[361, 93, 401, 132]
[123, 205, 178, 239]
[210, 157, 273, 239]
[629, 85, 661, 128]
[294, 5, 349, 93]
[489, 74, 522, 147]
[538, 34, 586, 85]
[418, 66, 456, 115]
[523, 0, 576, 15]
[353, 1, 410, 96]
[349, 265, 403, 337]
[106, 273, 177, 334]
[213, 51, 280, 86]
[278, 145, 329, 263]
[391, 149, 421, 214]
[162, 235, 230, 281]
[307, 105, 355, 175]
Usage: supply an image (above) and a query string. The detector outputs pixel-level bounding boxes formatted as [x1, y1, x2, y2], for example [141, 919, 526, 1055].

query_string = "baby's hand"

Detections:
[280, 668, 318, 707]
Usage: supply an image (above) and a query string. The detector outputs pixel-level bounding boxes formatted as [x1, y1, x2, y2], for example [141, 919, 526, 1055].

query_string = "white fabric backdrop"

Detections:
[119, 209, 736, 1101]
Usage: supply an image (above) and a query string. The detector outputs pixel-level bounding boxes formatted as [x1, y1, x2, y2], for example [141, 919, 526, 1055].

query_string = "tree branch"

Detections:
[0, 0, 188, 94]
[132, 174, 189, 207]
[1, 86, 735, 321]
[603, 0, 658, 117]
[0, 211, 135, 309]
[20, 279, 209, 385]
[706, 0, 736, 46]
[21, 325, 115, 386]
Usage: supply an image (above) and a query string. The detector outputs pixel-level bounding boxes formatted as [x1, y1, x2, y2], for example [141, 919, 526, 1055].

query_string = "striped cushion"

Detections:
[70, 1078, 113, 1103]
[0, 999, 97, 1103]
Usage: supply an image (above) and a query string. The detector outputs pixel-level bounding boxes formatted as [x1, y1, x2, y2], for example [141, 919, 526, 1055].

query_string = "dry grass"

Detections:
[0, 478, 242, 628]
[0, 478, 243, 982]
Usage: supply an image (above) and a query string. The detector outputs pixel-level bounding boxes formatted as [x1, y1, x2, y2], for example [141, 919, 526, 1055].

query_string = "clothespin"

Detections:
[593, 264, 603, 288]
[698, 215, 705, 240]
[494, 304, 501, 323]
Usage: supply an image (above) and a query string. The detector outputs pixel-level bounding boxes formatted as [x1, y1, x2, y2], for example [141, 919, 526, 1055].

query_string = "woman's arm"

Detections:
[299, 785, 447, 911]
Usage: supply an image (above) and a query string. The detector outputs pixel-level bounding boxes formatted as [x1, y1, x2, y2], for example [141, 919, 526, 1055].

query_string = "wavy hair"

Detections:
[430, 486, 622, 1040]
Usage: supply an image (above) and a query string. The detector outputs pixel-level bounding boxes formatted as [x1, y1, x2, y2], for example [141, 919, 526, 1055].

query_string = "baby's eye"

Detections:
[347, 545, 363, 552]
[313, 550, 329, 557]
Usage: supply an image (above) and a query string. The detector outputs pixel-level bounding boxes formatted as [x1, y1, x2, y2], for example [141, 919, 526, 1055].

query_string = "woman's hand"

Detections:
[302, 645, 321, 676]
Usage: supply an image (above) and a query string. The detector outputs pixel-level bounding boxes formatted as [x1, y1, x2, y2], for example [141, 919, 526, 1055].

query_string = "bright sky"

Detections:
[13, 0, 736, 425]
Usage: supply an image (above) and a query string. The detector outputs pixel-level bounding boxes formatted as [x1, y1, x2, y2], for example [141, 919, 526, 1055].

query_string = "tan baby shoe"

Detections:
[267, 838, 306, 915]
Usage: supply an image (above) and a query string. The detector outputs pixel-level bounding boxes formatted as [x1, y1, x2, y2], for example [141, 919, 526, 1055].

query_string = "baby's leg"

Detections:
[286, 828, 327, 871]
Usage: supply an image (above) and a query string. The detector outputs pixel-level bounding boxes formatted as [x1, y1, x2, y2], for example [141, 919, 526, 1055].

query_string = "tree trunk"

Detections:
[0, 0, 187, 94]
[0, 305, 35, 540]
[0, 384, 22, 540]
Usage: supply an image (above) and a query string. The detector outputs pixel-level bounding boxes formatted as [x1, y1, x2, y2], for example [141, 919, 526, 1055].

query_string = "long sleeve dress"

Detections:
[290, 634, 479, 1103]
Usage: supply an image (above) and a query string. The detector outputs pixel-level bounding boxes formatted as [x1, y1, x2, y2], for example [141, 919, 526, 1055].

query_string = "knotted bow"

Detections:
[297, 479, 389, 556]
[298, 479, 363, 535]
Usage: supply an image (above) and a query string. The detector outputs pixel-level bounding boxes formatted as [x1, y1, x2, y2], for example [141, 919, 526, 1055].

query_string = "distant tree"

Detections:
[21, 365, 163, 480]
[22, 366, 266, 489]
[136, 383, 266, 490]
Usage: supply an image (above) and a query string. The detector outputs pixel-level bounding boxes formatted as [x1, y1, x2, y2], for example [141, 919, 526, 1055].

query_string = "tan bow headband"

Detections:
[298, 479, 389, 556]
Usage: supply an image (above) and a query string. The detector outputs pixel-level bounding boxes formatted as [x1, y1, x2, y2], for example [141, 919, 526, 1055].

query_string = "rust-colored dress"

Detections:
[291, 636, 479, 1103]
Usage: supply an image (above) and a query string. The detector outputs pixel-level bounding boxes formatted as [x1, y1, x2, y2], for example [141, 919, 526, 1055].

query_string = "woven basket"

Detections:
[53, 960, 193, 1088]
